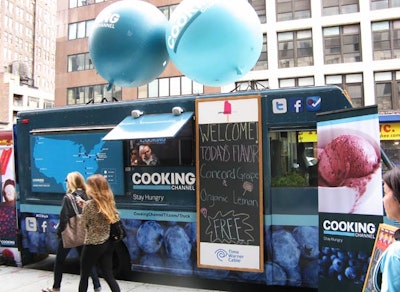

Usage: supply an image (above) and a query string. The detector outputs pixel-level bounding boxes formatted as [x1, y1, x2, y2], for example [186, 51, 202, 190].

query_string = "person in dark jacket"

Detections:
[42, 171, 102, 292]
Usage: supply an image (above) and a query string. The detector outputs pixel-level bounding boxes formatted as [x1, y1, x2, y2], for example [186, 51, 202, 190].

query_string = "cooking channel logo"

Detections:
[131, 171, 195, 191]
[322, 219, 376, 239]
[214, 248, 245, 263]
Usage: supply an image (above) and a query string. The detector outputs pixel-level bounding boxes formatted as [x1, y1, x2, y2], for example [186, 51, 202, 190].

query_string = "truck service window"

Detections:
[270, 130, 318, 187]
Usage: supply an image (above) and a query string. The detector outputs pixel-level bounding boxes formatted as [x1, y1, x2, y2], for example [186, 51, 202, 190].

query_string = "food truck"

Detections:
[14, 86, 382, 290]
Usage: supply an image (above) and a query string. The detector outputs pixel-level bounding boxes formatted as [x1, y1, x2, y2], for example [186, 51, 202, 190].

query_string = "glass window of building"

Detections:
[182, 77, 193, 95]
[86, 20, 95, 37]
[148, 80, 159, 98]
[325, 74, 364, 107]
[28, 97, 40, 109]
[140, 77, 204, 98]
[278, 30, 313, 68]
[279, 76, 314, 87]
[77, 21, 86, 39]
[170, 77, 181, 96]
[253, 33, 268, 70]
[67, 84, 121, 105]
[159, 78, 169, 97]
[375, 71, 400, 111]
[68, 23, 77, 40]
[276, 0, 311, 21]
[323, 24, 361, 64]
[322, 0, 359, 16]
[68, 54, 82, 72]
[68, 20, 94, 40]
[13, 94, 23, 107]
[70, 0, 106, 8]
[68, 53, 93, 72]
[370, 0, 400, 10]
[372, 20, 400, 60]
[193, 81, 203, 94]
[44, 101, 54, 109]
[249, 0, 267, 23]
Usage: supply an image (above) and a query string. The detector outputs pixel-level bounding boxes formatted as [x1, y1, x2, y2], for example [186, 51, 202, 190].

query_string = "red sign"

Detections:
[0, 132, 12, 146]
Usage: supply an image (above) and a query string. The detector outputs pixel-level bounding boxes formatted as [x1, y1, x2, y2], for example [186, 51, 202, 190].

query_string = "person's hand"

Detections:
[76, 196, 86, 208]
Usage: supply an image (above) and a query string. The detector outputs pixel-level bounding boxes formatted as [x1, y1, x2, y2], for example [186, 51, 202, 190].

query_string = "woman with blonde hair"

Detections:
[42, 171, 102, 292]
[78, 174, 120, 292]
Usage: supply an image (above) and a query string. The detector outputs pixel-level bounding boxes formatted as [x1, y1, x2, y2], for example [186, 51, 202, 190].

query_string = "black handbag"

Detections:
[109, 219, 126, 242]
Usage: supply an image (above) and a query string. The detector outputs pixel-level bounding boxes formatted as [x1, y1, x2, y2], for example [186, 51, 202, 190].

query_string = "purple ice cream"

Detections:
[318, 134, 380, 187]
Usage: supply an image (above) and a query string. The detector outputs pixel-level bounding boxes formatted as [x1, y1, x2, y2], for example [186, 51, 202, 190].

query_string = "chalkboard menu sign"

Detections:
[196, 95, 263, 272]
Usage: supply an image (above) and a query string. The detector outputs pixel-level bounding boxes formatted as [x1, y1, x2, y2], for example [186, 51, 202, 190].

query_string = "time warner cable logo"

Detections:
[215, 249, 228, 261]
[214, 248, 245, 263]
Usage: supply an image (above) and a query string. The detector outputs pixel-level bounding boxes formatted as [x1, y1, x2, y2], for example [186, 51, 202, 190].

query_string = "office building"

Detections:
[57, 0, 399, 112]
[0, 0, 56, 129]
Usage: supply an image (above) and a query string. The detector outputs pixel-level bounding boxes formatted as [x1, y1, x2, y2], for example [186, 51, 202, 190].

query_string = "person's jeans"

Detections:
[53, 238, 101, 290]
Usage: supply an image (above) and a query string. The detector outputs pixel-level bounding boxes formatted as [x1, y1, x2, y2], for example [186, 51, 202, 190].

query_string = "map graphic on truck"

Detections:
[30, 132, 123, 194]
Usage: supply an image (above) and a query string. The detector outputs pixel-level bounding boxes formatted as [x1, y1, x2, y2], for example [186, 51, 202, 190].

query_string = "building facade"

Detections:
[56, 0, 399, 112]
[0, 0, 56, 129]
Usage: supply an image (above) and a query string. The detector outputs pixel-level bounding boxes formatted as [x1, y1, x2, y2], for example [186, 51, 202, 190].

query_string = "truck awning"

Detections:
[103, 111, 194, 140]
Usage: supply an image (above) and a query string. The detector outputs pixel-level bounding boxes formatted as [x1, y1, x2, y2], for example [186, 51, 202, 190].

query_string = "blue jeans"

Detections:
[53, 238, 101, 290]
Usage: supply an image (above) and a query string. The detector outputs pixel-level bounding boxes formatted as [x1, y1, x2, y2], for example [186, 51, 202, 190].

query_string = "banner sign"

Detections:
[0, 131, 21, 266]
[317, 106, 383, 292]
[196, 95, 263, 272]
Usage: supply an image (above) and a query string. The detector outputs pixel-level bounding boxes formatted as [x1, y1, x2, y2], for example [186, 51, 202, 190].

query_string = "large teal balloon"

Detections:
[166, 0, 263, 87]
[89, 0, 169, 88]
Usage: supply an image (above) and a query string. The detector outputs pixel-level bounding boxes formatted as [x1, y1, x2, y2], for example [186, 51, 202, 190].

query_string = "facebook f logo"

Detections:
[289, 98, 303, 113]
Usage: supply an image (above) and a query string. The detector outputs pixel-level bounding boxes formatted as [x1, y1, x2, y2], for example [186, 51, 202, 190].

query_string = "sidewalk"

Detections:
[0, 264, 224, 292]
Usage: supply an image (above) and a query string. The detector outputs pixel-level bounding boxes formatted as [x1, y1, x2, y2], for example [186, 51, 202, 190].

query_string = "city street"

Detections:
[0, 255, 313, 292]
[0, 255, 224, 292]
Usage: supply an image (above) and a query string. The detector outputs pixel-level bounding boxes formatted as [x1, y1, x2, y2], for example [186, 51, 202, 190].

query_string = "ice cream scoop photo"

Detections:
[318, 134, 380, 187]
[317, 129, 383, 215]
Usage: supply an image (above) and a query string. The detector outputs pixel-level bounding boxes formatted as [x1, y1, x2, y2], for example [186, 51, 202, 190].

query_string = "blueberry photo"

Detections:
[136, 221, 164, 254]
[319, 246, 371, 286]
[271, 229, 301, 270]
[164, 225, 192, 261]
[292, 226, 319, 259]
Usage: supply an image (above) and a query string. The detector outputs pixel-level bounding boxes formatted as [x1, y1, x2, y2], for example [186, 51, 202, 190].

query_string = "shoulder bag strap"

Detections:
[66, 193, 80, 216]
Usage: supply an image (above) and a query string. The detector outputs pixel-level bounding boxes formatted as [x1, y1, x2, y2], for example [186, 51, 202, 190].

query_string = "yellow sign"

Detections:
[298, 131, 317, 143]
[299, 123, 400, 142]
[380, 123, 400, 141]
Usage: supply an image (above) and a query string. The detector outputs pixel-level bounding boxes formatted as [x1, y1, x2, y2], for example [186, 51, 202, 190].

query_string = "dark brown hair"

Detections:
[383, 167, 400, 202]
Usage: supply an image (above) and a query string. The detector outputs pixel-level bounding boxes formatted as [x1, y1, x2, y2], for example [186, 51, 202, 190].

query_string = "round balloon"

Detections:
[165, 0, 263, 87]
[89, 0, 169, 88]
